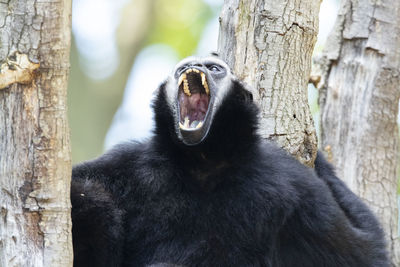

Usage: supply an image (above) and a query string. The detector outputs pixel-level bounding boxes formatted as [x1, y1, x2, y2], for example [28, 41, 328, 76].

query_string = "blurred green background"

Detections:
[68, 0, 340, 163]
[68, 0, 216, 163]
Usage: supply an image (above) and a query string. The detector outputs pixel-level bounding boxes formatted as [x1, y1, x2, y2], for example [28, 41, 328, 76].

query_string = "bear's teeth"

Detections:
[190, 120, 200, 128]
[178, 73, 186, 86]
[201, 73, 209, 95]
[179, 70, 208, 96]
[184, 116, 190, 128]
[183, 80, 191, 96]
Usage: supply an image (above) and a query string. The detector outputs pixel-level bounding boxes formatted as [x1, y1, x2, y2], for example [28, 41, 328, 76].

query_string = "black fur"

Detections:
[71, 61, 388, 266]
[71, 177, 124, 266]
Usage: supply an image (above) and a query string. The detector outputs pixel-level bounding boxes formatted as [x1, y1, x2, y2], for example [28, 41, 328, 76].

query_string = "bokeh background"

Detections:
[68, 0, 340, 163]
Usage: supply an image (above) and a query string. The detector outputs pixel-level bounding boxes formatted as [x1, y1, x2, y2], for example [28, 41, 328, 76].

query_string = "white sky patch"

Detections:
[202, 0, 224, 8]
[196, 16, 219, 56]
[104, 45, 179, 149]
[316, 0, 340, 47]
[72, 0, 128, 79]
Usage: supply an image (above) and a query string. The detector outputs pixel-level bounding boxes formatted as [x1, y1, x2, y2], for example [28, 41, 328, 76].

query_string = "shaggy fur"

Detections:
[71, 58, 388, 267]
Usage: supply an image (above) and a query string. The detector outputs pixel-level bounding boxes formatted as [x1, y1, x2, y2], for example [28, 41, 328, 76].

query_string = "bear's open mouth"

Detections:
[178, 68, 210, 130]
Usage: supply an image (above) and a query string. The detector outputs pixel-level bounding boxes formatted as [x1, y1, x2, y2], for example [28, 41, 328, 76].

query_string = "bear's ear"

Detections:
[245, 89, 253, 102]
[237, 89, 253, 103]
[210, 51, 219, 57]
[234, 80, 254, 103]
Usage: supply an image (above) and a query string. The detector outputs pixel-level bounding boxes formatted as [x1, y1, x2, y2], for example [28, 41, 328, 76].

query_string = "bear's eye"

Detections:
[207, 65, 221, 73]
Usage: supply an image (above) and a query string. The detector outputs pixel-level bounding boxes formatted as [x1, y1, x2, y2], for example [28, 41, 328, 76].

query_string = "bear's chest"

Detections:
[122, 184, 281, 267]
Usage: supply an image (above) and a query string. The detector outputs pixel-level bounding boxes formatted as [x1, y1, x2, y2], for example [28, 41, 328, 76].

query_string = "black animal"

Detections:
[71, 55, 389, 266]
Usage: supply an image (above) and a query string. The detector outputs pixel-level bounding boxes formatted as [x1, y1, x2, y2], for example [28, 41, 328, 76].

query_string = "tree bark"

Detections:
[312, 0, 400, 265]
[0, 0, 73, 266]
[218, 0, 320, 167]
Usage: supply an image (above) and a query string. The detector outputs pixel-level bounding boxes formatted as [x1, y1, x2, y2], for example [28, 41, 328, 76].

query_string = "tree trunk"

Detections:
[218, 0, 320, 167]
[0, 0, 73, 266]
[312, 0, 400, 265]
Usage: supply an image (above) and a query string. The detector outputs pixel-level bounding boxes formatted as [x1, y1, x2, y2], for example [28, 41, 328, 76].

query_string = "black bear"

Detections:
[71, 55, 389, 267]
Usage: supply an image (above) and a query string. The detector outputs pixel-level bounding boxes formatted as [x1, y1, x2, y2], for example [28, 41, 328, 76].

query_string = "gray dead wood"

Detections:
[218, 0, 320, 167]
[0, 0, 73, 266]
[312, 0, 400, 265]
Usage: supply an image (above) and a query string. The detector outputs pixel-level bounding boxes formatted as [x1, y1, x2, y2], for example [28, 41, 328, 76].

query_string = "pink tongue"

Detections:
[188, 93, 209, 113]
[180, 93, 209, 123]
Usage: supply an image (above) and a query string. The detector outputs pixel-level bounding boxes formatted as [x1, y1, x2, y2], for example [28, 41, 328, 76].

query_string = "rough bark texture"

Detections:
[0, 0, 73, 266]
[312, 0, 400, 265]
[218, 0, 320, 166]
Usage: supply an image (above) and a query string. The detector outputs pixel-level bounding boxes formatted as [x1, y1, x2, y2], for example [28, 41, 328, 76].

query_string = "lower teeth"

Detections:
[184, 116, 190, 128]
[179, 117, 203, 130]
[190, 120, 200, 128]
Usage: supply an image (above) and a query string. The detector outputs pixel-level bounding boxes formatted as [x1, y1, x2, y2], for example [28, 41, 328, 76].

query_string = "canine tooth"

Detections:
[178, 73, 186, 86]
[201, 73, 210, 95]
[179, 122, 184, 129]
[184, 116, 190, 128]
[204, 82, 209, 95]
[196, 121, 203, 129]
[184, 117, 189, 127]
[201, 73, 206, 85]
